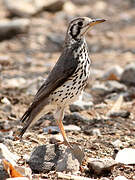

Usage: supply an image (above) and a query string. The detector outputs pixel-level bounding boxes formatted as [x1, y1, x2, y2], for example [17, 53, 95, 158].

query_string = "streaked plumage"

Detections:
[19, 17, 105, 148]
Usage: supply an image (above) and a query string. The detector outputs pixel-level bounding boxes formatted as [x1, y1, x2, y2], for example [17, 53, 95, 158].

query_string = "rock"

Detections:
[91, 84, 110, 96]
[120, 63, 135, 85]
[70, 103, 85, 112]
[112, 140, 123, 148]
[0, 104, 12, 113]
[4, 0, 38, 17]
[71, 0, 89, 5]
[70, 100, 93, 112]
[56, 145, 81, 172]
[26, 77, 44, 96]
[0, 133, 4, 143]
[0, 19, 30, 40]
[28, 144, 59, 173]
[0, 164, 9, 180]
[87, 158, 117, 175]
[4, 0, 65, 17]
[0, 143, 19, 166]
[84, 128, 101, 137]
[43, 125, 81, 134]
[70, 92, 93, 112]
[57, 172, 96, 180]
[107, 110, 130, 118]
[43, 126, 60, 134]
[42, 0, 65, 12]
[64, 125, 81, 132]
[105, 81, 127, 92]
[3, 77, 26, 89]
[115, 148, 135, 164]
[102, 65, 123, 81]
[100, 178, 110, 180]
[82, 91, 93, 102]
[64, 112, 90, 124]
[29, 144, 83, 173]
[93, 1, 107, 11]
[114, 176, 128, 180]
[63, 1, 76, 15]
[47, 33, 64, 49]
[1, 97, 11, 105]
[28, 144, 82, 173]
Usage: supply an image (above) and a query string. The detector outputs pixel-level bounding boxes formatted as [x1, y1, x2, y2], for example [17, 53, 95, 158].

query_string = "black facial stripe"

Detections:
[70, 24, 81, 40]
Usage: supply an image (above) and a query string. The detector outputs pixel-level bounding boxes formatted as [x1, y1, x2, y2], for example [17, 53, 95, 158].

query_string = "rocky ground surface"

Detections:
[0, 0, 135, 179]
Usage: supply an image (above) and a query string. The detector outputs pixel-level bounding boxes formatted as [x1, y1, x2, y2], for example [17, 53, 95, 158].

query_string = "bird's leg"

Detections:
[54, 108, 73, 149]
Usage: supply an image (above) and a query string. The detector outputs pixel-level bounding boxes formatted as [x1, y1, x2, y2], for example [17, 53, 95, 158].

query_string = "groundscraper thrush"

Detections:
[19, 17, 105, 149]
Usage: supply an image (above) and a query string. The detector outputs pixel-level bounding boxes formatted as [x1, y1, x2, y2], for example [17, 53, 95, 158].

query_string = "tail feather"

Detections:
[20, 106, 33, 123]
[19, 123, 30, 138]
[19, 98, 49, 138]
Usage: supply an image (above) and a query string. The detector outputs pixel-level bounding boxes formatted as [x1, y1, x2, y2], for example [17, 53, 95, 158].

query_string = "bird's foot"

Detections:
[55, 140, 85, 163]
[49, 138, 85, 163]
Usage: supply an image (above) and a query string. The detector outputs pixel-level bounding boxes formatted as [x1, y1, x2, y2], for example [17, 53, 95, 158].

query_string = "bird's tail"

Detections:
[19, 98, 49, 138]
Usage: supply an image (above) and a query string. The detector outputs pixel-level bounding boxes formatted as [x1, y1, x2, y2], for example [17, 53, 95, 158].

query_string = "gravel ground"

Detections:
[0, 0, 135, 179]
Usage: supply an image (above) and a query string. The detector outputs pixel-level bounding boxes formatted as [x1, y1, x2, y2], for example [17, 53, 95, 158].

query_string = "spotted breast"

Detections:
[50, 40, 91, 106]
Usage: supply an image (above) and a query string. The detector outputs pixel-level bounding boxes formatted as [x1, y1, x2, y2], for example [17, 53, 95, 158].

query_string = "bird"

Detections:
[19, 17, 105, 149]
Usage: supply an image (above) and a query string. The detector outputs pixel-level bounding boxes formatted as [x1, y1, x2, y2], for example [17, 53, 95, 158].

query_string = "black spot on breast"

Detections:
[81, 61, 84, 64]
[70, 95, 74, 99]
[73, 77, 78, 82]
[80, 48, 83, 53]
[55, 99, 58, 102]
[74, 67, 81, 74]
[75, 90, 79, 95]
[78, 86, 81, 90]
[72, 81, 76, 86]
[87, 58, 90, 64]
[79, 72, 83, 79]
[59, 94, 62, 96]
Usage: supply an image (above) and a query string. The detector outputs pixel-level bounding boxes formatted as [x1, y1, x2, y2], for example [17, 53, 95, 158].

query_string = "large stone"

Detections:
[4, 0, 65, 17]
[0, 143, 19, 166]
[28, 144, 83, 173]
[105, 80, 127, 92]
[102, 65, 123, 81]
[115, 148, 135, 164]
[114, 176, 128, 180]
[64, 112, 90, 124]
[0, 19, 30, 40]
[120, 63, 135, 85]
[87, 158, 117, 175]
[70, 92, 93, 112]
[91, 84, 110, 96]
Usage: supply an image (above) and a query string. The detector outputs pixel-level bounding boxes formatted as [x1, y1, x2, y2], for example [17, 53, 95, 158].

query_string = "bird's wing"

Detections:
[34, 47, 78, 102]
[20, 45, 79, 124]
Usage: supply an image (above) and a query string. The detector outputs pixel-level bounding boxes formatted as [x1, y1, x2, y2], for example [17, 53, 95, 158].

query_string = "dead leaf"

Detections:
[2, 159, 24, 178]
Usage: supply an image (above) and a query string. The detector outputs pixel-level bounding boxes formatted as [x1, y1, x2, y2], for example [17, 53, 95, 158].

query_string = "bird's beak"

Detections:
[89, 19, 106, 26]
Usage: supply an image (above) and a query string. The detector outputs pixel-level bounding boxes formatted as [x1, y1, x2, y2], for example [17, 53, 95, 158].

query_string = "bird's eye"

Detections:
[78, 21, 83, 26]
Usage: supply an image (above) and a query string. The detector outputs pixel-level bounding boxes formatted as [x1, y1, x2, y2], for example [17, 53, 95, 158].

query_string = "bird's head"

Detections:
[66, 17, 106, 44]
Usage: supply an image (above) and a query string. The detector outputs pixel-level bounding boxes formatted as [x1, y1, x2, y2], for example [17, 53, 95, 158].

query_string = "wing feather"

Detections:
[20, 43, 80, 124]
